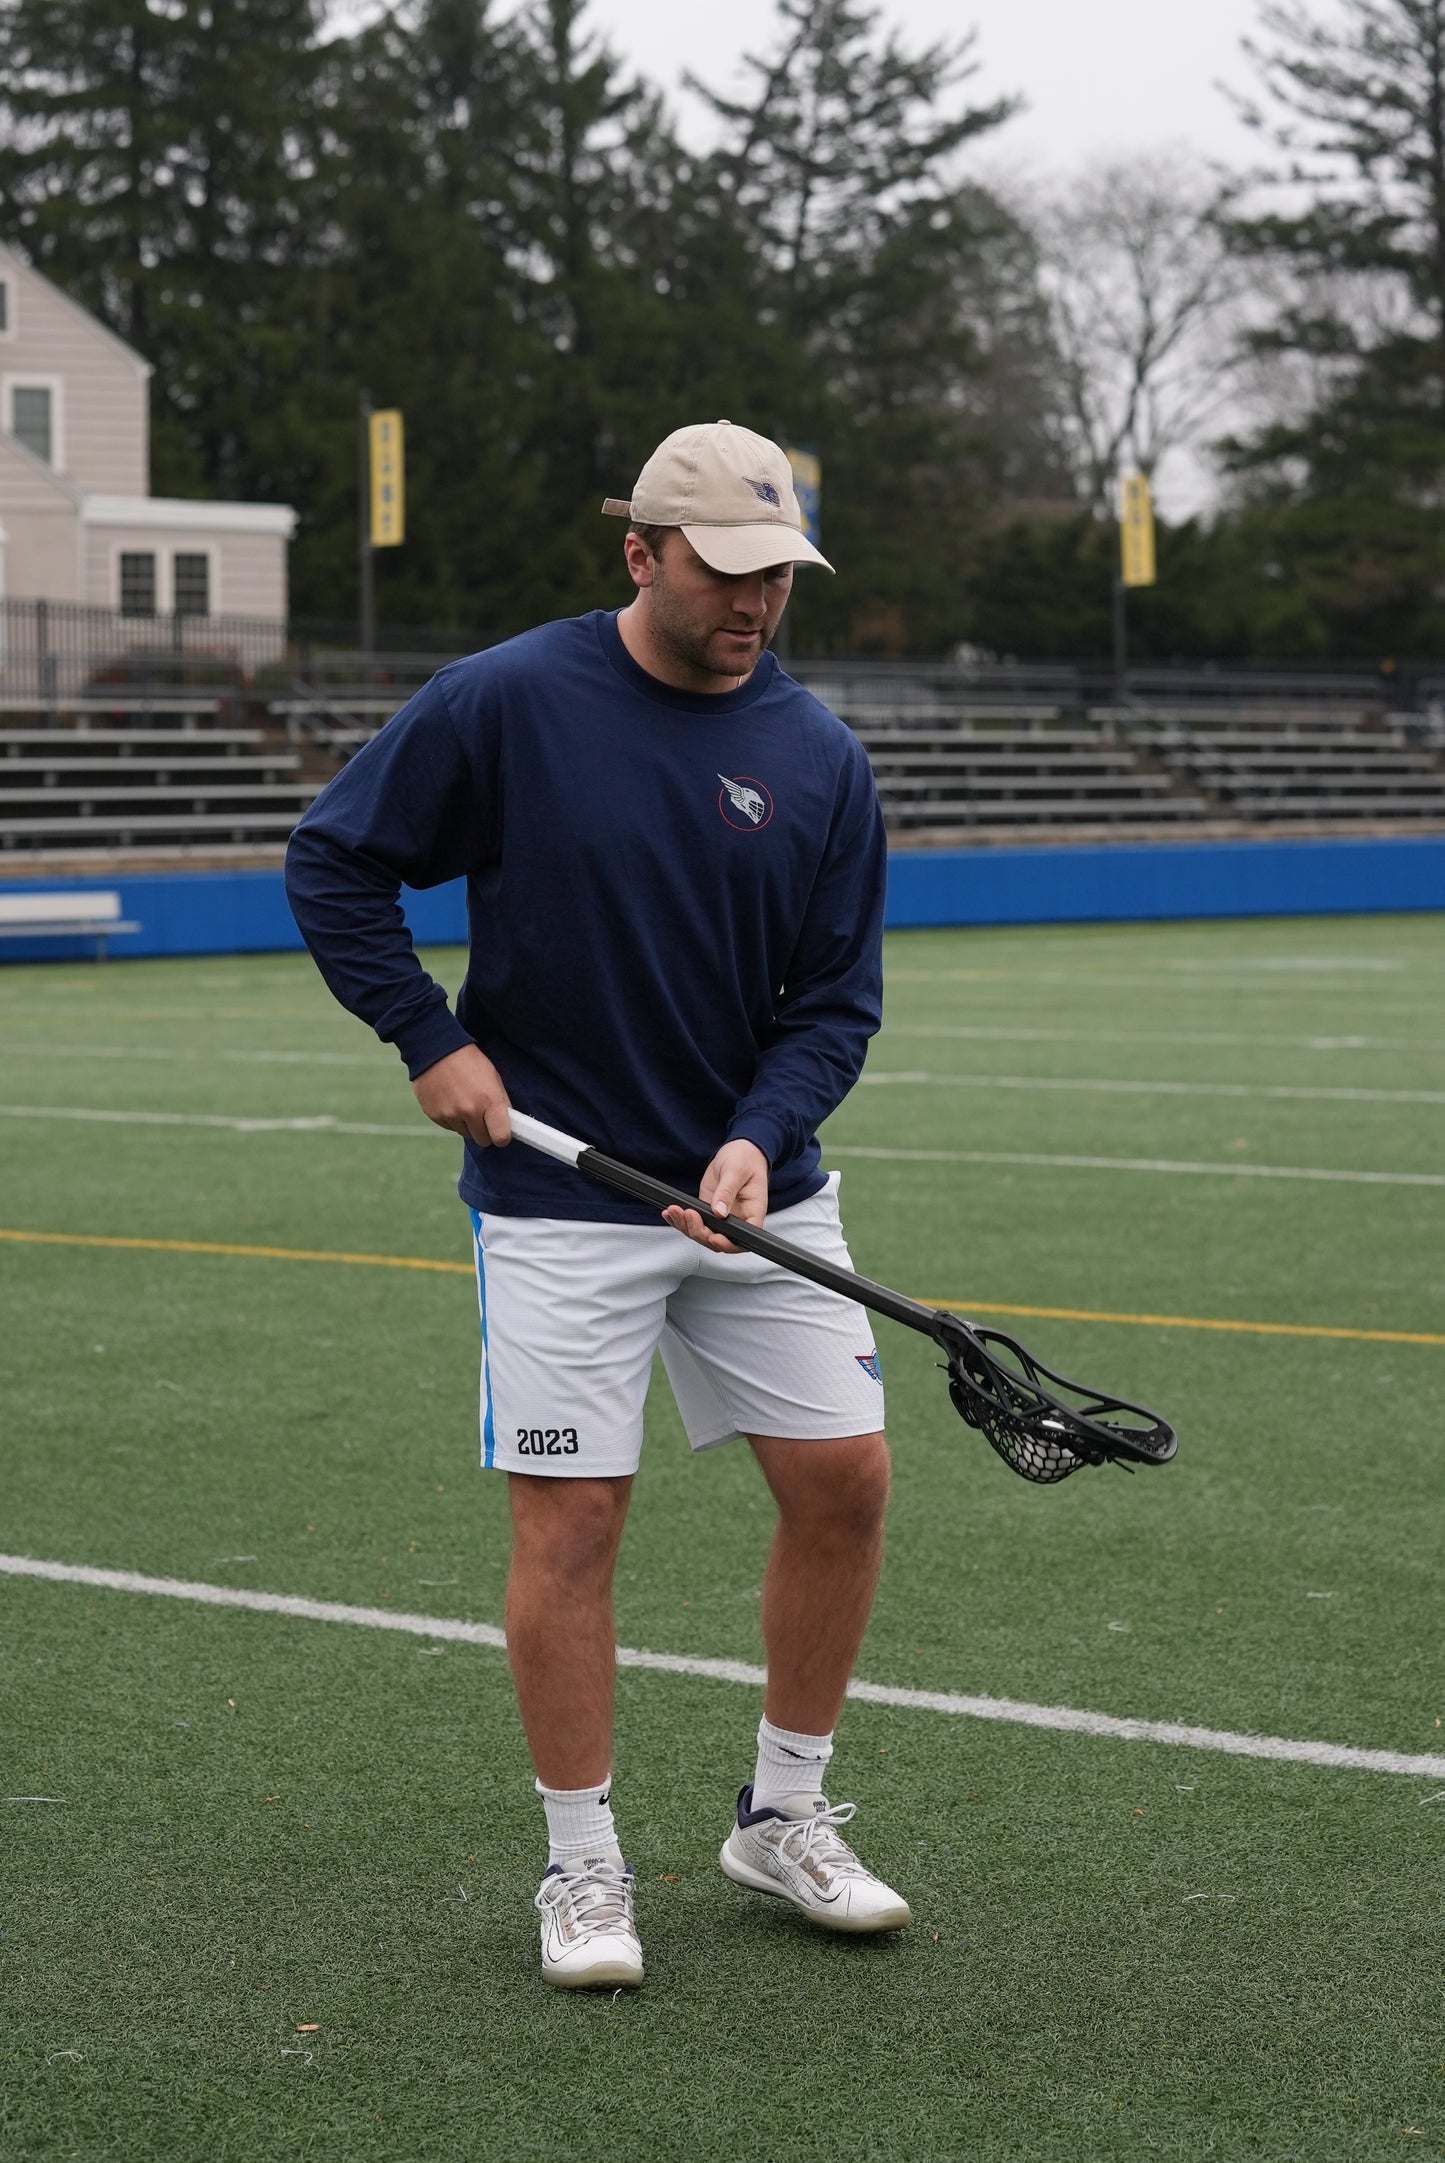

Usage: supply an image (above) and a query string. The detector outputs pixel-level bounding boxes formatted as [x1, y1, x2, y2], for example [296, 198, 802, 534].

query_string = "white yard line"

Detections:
[885, 966, 1417, 991]
[0, 1555, 505, 1651]
[826, 1144, 1445, 1188]
[1, 1103, 1438, 1186]
[3, 1026, 1443, 1058]
[885, 1023, 1445, 1054]
[3, 1035, 1442, 1086]
[856, 1071, 1445, 1105]
[0, 1005, 330, 1024]
[0, 1043, 385, 1068]
[1165, 956, 1406, 972]
[0, 1104, 436, 1138]
[4, 1552, 1442, 1783]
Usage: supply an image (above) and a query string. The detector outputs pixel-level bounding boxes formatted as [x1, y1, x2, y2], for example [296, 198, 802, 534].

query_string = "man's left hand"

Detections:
[663, 1139, 769, 1253]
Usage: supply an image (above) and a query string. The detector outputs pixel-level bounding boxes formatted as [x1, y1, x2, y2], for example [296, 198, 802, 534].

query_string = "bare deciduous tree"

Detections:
[1028, 154, 1245, 514]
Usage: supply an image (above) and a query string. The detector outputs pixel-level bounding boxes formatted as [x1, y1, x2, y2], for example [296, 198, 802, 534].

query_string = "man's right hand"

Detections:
[412, 1044, 512, 1147]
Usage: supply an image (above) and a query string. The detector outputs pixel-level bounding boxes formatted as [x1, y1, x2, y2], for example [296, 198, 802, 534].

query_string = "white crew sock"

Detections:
[536, 1776, 621, 1869]
[752, 1717, 834, 1814]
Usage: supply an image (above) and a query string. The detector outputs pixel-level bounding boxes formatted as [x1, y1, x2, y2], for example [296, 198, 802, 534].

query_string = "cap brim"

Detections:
[681, 523, 833, 575]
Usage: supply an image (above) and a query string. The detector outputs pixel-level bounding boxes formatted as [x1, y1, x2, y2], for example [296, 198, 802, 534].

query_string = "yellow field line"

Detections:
[0, 1226, 470, 1275]
[925, 1296, 1445, 1348]
[2, 1223, 1441, 1347]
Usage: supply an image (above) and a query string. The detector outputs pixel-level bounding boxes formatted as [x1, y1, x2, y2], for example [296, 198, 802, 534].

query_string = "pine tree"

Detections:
[691, 0, 1012, 343]
[1220, 0, 1445, 648]
[0, 0, 1074, 651]
[0, 0, 186, 350]
[688, 0, 1065, 650]
[285, 0, 543, 625]
[0, 0, 329, 502]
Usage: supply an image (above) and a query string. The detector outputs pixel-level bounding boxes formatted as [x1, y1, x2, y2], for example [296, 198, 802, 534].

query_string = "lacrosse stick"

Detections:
[507, 1112, 1177, 1484]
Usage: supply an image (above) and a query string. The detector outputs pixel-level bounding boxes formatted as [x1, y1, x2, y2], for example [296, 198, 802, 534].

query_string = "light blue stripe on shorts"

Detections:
[468, 1207, 496, 1469]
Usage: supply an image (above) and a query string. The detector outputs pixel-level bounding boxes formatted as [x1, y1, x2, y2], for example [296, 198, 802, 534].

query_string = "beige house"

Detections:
[0, 241, 295, 619]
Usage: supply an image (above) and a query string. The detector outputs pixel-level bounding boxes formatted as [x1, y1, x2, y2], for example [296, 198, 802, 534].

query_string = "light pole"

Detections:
[358, 388, 375, 658]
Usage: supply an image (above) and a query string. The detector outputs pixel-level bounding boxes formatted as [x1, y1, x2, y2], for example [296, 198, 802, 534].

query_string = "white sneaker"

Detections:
[534, 1858, 645, 1988]
[719, 1785, 912, 1934]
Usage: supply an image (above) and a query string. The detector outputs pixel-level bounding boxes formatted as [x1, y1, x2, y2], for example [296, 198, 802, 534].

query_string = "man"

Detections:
[285, 418, 909, 1991]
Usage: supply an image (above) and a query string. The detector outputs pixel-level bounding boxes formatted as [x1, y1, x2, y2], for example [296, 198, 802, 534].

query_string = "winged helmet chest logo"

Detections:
[717, 773, 774, 830]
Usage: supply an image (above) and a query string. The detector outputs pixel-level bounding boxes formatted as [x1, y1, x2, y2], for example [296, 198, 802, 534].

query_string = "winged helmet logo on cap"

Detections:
[744, 477, 782, 506]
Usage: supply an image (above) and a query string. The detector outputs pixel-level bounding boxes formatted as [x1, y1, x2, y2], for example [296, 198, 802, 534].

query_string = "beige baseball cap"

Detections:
[602, 419, 833, 575]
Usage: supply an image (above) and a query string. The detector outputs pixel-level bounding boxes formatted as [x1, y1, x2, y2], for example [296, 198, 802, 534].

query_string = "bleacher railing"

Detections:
[0, 600, 490, 709]
[0, 597, 291, 705]
[0, 594, 1440, 718]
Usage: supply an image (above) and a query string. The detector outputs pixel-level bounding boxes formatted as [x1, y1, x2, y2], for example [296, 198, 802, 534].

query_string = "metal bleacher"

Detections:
[0, 696, 323, 853]
[2, 634, 1444, 857]
[803, 672, 1209, 837]
[802, 667, 1445, 839]
[1133, 705, 1445, 827]
[829, 707, 1208, 833]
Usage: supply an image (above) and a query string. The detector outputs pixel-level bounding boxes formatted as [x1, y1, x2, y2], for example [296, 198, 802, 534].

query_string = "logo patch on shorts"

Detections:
[855, 1350, 883, 1383]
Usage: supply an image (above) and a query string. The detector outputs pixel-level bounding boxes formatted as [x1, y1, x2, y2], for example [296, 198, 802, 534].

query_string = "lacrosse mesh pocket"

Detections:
[942, 1332, 1088, 1484]
[930, 1311, 1175, 1478]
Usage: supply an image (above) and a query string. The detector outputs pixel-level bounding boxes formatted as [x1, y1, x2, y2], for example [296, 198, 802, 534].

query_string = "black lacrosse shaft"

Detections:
[576, 1147, 942, 1338]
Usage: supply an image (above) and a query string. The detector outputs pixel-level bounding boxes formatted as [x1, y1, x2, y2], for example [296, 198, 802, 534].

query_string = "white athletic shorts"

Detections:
[466, 1172, 886, 1477]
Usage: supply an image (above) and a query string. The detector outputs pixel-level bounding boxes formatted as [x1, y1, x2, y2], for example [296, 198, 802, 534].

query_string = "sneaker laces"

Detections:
[772, 1800, 871, 1879]
[535, 1860, 635, 1936]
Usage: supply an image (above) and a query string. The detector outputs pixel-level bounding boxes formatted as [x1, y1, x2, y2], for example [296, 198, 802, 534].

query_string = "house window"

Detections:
[12, 384, 52, 464]
[173, 551, 211, 617]
[119, 551, 158, 618]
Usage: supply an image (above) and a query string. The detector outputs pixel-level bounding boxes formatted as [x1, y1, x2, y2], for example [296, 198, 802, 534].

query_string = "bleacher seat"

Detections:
[1144, 708, 1445, 824]
[1, 673, 1441, 853]
[0, 717, 322, 851]
[824, 695, 1210, 833]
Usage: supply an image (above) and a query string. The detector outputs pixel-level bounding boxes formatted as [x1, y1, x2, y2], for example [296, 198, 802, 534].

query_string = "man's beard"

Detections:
[649, 579, 776, 679]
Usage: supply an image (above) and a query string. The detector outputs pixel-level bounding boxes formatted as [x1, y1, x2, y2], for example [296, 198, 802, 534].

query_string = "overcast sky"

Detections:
[333, 0, 1275, 177]
[575, 0, 1269, 177]
[328, 0, 1296, 515]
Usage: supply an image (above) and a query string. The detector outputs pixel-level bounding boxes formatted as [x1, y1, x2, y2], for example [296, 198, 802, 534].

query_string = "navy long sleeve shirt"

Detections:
[284, 608, 886, 1223]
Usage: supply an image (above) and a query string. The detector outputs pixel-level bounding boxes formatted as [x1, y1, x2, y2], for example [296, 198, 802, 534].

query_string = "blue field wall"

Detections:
[0, 868, 467, 963]
[882, 834, 1445, 927]
[0, 836, 1441, 961]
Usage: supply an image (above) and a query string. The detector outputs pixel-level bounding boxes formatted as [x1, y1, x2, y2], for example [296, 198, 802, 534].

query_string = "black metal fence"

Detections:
[1, 593, 1444, 718]
[0, 597, 289, 706]
[0, 599, 492, 710]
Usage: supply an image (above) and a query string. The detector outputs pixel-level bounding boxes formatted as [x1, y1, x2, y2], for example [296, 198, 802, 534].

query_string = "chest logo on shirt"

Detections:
[717, 773, 773, 831]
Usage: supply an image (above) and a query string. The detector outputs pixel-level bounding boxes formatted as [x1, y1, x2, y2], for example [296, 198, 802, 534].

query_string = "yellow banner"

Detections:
[786, 447, 822, 545]
[1119, 471, 1155, 588]
[369, 409, 405, 548]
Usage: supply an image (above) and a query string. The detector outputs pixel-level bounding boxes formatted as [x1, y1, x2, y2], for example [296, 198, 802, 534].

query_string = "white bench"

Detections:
[0, 889, 141, 959]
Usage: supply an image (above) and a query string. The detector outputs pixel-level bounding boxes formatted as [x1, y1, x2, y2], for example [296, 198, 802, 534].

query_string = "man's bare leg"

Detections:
[509, 1472, 646, 1987]
[505, 1472, 633, 1788]
[748, 1430, 891, 1732]
[720, 1430, 909, 1930]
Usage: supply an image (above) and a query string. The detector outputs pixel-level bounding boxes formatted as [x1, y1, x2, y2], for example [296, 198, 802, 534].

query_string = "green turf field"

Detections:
[3, 911, 1444, 2161]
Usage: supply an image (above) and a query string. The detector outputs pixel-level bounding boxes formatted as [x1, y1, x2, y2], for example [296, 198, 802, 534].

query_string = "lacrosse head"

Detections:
[932, 1313, 1177, 1484]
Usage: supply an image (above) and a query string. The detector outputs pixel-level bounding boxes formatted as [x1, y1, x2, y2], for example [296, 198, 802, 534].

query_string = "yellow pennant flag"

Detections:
[369, 409, 405, 548]
[786, 447, 822, 546]
[1119, 471, 1155, 588]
